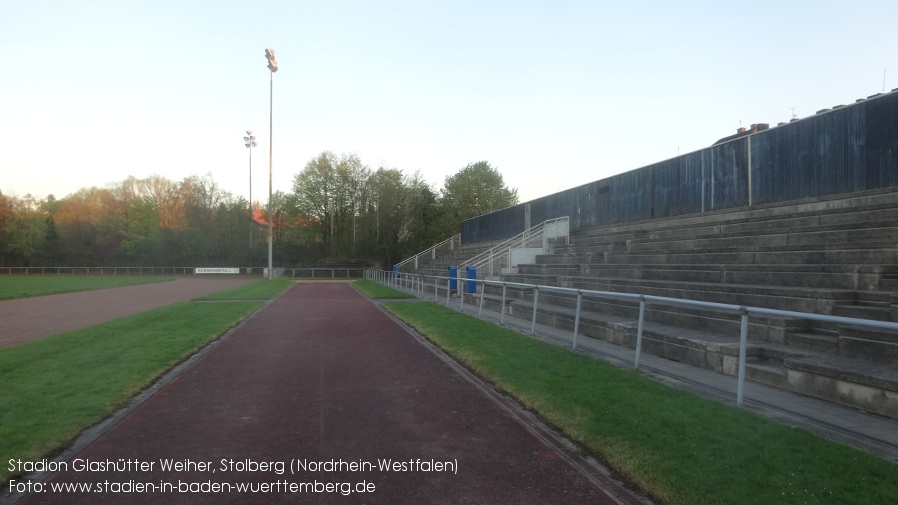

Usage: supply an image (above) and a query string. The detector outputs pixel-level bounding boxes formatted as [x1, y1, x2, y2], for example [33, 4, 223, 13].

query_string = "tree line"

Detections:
[0, 156, 518, 269]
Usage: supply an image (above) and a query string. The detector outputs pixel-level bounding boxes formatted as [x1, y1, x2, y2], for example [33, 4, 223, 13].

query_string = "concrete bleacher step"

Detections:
[744, 360, 791, 389]
[786, 332, 840, 354]
[506, 273, 857, 315]
[831, 304, 892, 321]
[567, 189, 898, 244]
[518, 262, 887, 291]
[837, 325, 898, 364]
[542, 247, 898, 267]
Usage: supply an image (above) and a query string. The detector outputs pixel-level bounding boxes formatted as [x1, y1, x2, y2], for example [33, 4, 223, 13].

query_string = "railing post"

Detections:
[531, 287, 539, 335]
[737, 310, 749, 406]
[489, 248, 494, 278]
[500, 283, 507, 325]
[634, 298, 646, 369]
[434, 277, 438, 301]
[460, 278, 465, 313]
[446, 277, 451, 306]
[572, 291, 583, 350]
[479, 281, 485, 317]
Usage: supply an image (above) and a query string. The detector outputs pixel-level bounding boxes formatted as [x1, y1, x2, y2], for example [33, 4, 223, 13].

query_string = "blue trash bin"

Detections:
[448, 266, 458, 291]
[466, 266, 477, 293]
[392, 264, 398, 279]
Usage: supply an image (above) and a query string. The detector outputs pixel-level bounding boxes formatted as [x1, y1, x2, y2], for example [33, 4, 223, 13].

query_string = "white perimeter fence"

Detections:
[0, 267, 365, 278]
[366, 269, 898, 407]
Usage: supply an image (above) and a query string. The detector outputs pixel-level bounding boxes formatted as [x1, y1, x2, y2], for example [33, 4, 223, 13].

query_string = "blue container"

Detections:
[448, 266, 458, 290]
[392, 264, 398, 279]
[465, 266, 477, 293]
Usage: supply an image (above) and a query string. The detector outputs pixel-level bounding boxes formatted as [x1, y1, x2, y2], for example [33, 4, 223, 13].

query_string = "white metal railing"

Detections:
[461, 217, 569, 279]
[0, 266, 201, 275]
[365, 269, 898, 407]
[394, 233, 462, 272]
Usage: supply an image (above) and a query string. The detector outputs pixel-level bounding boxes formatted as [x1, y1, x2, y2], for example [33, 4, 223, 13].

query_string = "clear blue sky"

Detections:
[2, 0, 897, 205]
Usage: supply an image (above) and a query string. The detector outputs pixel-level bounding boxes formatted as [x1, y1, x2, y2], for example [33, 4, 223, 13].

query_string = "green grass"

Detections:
[352, 279, 415, 299]
[0, 275, 173, 300]
[383, 301, 898, 505]
[0, 301, 261, 482]
[192, 278, 294, 300]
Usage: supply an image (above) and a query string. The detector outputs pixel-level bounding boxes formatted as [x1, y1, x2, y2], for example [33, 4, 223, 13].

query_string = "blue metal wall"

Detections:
[462, 91, 898, 243]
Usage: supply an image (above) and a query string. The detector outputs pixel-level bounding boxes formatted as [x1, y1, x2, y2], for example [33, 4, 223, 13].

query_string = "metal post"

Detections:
[446, 278, 451, 306]
[530, 287, 539, 335]
[460, 279, 465, 313]
[572, 291, 582, 350]
[489, 248, 494, 278]
[634, 299, 646, 369]
[267, 65, 274, 280]
[500, 284, 507, 325]
[737, 311, 749, 406]
[478, 281, 485, 316]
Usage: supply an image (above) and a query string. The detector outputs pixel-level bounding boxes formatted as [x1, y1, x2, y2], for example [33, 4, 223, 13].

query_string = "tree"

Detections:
[5, 195, 48, 266]
[291, 151, 371, 258]
[361, 167, 408, 267]
[293, 151, 339, 252]
[441, 161, 518, 223]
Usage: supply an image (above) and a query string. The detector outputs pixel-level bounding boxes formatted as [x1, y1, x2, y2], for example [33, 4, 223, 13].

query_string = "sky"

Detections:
[2, 0, 897, 206]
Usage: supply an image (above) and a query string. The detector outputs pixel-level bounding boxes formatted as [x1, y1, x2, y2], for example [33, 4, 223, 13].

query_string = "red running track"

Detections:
[12, 282, 637, 504]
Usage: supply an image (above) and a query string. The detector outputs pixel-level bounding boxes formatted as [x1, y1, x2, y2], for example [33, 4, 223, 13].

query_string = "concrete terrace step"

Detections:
[558, 227, 898, 258]
[568, 207, 898, 247]
[568, 188, 898, 243]
[542, 246, 898, 267]
[501, 273, 857, 314]
[785, 332, 841, 354]
[517, 263, 894, 291]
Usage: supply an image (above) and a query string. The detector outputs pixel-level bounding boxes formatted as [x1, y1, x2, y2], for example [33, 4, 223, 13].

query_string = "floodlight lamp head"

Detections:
[246, 130, 252, 135]
[265, 48, 278, 72]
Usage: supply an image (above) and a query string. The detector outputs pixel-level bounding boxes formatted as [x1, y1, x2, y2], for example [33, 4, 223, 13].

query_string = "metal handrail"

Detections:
[461, 217, 570, 278]
[394, 233, 462, 272]
[366, 269, 898, 407]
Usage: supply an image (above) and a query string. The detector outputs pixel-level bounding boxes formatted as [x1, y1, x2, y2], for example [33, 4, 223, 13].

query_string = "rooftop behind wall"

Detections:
[462, 90, 898, 243]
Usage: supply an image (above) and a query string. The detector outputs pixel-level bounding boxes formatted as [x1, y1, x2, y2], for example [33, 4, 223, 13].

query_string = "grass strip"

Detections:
[383, 301, 898, 505]
[0, 276, 173, 300]
[352, 279, 415, 299]
[192, 278, 294, 300]
[0, 301, 260, 482]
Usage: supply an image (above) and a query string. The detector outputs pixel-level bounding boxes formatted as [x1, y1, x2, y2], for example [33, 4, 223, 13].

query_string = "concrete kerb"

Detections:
[0, 296, 280, 505]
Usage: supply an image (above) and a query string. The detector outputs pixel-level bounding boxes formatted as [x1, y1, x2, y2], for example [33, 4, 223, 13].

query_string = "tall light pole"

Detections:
[265, 48, 278, 280]
[244, 130, 256, 250]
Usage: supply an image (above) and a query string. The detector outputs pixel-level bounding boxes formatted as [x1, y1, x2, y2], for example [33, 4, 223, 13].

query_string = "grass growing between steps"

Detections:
[383, 301, 898, 505]
[352, 279, 415, 299]
[0, 275, 173, 300]
[192, 277, 294, 300]
[0, 301, 261, 483]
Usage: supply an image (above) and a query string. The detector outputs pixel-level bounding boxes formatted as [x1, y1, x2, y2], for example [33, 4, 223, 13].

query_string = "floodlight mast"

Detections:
[244, 131, 256, 249]
[264, 49, 277, 279]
